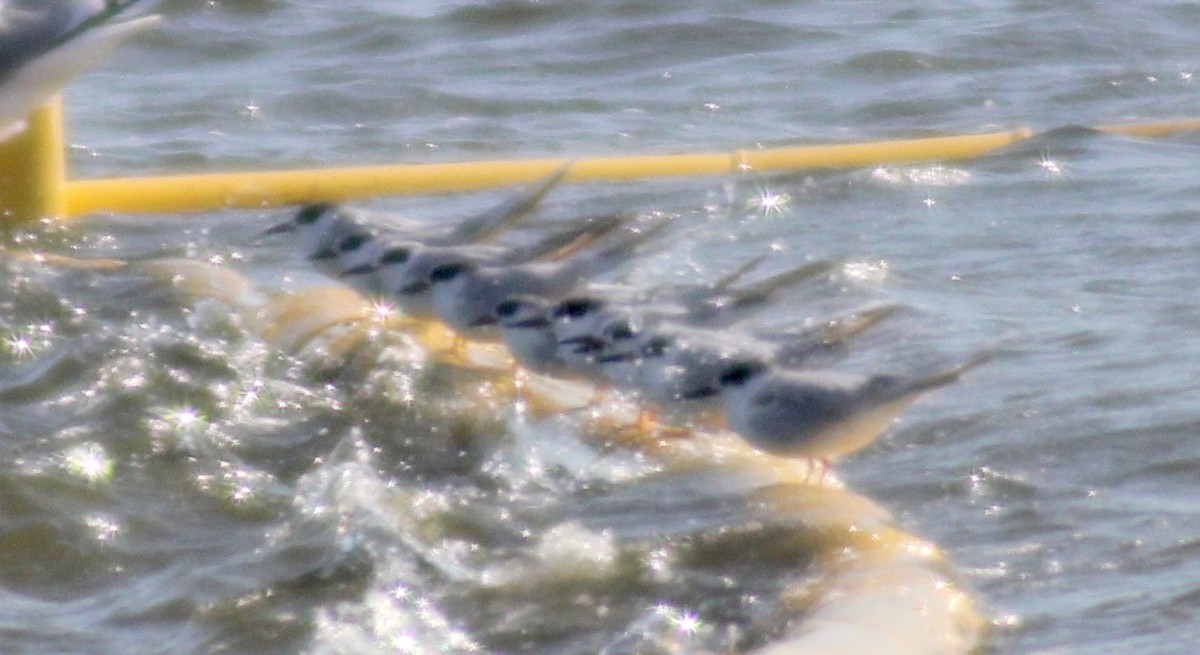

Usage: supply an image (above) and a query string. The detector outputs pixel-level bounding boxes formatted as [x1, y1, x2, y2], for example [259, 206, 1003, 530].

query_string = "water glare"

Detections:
[84, 514, 123, 541]
[843, 259, 890, 282]
[3, 332, 35, 359]
[1037, 152, 1066, 178]
[61, 442, 115, 484]
[747, 186, 792, 217]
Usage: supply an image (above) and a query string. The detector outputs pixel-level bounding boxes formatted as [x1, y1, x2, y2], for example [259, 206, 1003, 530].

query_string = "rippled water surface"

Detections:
[4, 1, 1200, 653]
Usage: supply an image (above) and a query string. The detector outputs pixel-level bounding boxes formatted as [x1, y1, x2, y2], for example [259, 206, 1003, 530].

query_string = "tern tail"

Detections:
[813, 302, 903, 344]
[521, 212, 631, 262]
[560, 214, 673, 280]
[725, 259, 837, 309]
[903, 350, 995, 396]
[771, 302, 902, 367]
[710, 255, 768, 290]
[449, 162, 573, 243]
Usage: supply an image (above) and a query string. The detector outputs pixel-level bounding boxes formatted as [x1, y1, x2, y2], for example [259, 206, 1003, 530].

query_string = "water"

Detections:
[3, 0, 1200, 653]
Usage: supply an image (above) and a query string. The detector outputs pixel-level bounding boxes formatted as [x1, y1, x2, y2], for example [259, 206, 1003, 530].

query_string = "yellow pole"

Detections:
[0, 98, 67, 225]
[1097, 118, 1200, 139]
[39, 116, 1200, 219]
[64, 129, 1039, 218]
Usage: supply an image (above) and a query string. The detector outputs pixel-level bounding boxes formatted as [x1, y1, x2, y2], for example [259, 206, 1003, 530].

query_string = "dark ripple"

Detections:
[0, 350, 89, 403]
[835, 49, 1001, 77]
[445, 0, 588, 30]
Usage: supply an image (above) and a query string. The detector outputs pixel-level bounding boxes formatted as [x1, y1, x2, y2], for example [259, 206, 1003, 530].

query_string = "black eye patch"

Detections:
[641, 336, 672, 358]
[718, 361, 766, 387]
[294, 203, 331, 225]
[607, 322, 635, 341]
[380, 248, 410, 265]
[553, 298, 601, 320]
[495, 300, 522, 318]
[338, 232, 370, 252]
[429, 263, 464, 282]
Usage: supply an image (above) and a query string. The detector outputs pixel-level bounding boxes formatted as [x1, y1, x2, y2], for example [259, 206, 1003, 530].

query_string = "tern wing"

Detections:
[0, 1, 159, 133]
[723, 259, 836, 310]
[879, 350, 994, 400]
[504, 212, 630, 263]
[557, 214, 672, 281]
[444, 162, 572, 244]
[769, 302, 903, 367]
[710, 254, 767, 290]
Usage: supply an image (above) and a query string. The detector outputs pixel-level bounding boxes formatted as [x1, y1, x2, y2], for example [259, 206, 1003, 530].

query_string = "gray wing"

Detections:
[0, 2, 82, 80]
[0, 0, 156, 84]
[443, 163, 572, 244]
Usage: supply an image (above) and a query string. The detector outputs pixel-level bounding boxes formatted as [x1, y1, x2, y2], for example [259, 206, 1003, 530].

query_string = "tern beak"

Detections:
[261, 221, 295, 236]
[680, 385, 720, 400]
[467, 315, 498, 328]
[568, 336, 607, 354]
[509, 316, 552, 329]
[341, 264, 376, 277]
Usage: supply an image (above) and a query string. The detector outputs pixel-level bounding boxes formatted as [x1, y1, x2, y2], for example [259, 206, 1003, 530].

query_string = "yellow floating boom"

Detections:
[63, 129, 1039, 218]
[4, 96, 1200, 224]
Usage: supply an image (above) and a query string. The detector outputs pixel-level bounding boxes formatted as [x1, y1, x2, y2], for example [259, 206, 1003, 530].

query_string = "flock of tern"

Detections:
[265, 169, 989, 477]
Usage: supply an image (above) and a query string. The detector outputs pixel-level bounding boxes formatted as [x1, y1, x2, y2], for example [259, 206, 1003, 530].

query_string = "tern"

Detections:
[708, 352, 992, 470]
[0, 0, 159, 141]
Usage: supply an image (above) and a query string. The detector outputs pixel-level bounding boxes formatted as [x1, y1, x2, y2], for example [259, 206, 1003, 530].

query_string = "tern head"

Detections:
[263, 203, 330, 235]
[562, 334, 607, 355]
[379, 246, 412, 266]
[295, 203, 333, 227]
[495, 296, 552, 329]
[276, 204, 365, 260]
[308, 223, 369, 261]
[551, 296, 614, 350]
[604, 319, 636, 342]
[368, 244, 425, 292]
[427, 260, 475, 286]
[341, 243, 395, 277]
[639, 333, 674, 360]
[593, 318, 640, 363]
[335, 231, 372, 256]
[331, 229, 383, 272]
[552, 296, 607, 323]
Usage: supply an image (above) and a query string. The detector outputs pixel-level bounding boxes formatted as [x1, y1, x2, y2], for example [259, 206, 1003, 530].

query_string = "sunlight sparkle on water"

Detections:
[3, 322, 54, 359]
[85, 515, 123, 541]
[843, 260, 890, 282]
[871, 164, 972, 187]
[62, 443, 115, 484]
[1038, 153, 1065, 177]
[3, 333, 34, 358]
[167, 406, 204, 432]
[748, 188, 791, 217]
[369, 300, 396, 323]
[674, 610, 702, 636]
